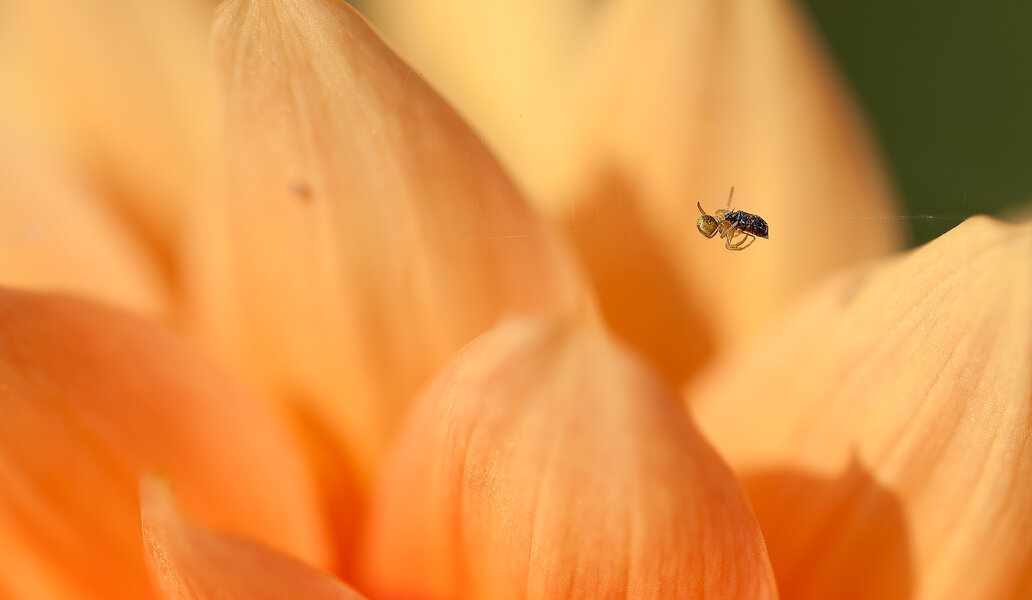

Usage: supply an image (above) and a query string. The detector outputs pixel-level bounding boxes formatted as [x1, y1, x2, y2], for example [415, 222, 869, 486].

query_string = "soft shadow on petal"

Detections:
[362, 312, 778, 599]
[743, 459, 913, 600]
[193, 0, 582, 485]
[141, 475, 366, 600]
[0, 125, 167, 317]
[690, 217, 1032, 599]
[0, 0, 214, 265]
[0, 289, 329, 600]
[363, 0, 904, 383]
[561, 0, 904, 379]
[566, 167, 716, 381]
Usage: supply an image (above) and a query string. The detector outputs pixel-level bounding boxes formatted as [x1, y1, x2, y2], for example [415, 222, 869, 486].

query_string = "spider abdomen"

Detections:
[726, 210, 769, 239]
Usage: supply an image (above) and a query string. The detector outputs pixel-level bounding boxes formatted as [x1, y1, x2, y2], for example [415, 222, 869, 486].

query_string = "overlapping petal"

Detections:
[0, 0, 214, 260]
[571, 0, 904, 379]
[361, 0, 594, 204]
[191, 0, 582, 485]
[366, 0, 904, 383]
[690, 217, 1032, 599]
[363, 312, 778, 599]
[0, 126, 167, 317]
[0, 289, 329, 600]
[141, 476, 366, 600]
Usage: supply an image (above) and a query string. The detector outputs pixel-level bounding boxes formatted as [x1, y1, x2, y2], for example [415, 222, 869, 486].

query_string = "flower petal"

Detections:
[690, 217, 1032, 599]
[566, 0, 904, 378]
[192, 0, 582, 483]
[362, 312, 778, 599]
[0, 125, 167, 317]
[361, 0, 593, 204]
[367, 0, 905, 382]
[141, 475, 366, 600]
[0, 0, 214, 258]
[0, 289, 329, 600]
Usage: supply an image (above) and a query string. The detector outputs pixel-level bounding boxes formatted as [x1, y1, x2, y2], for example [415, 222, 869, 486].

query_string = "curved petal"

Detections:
[365, 0, 904, 383]
[361, 0, 594, 204]
[362, 312, 778, 599]
[0, 0, 214, 259]
[141, 476, 365, 600]
[0, 125, 167, 317]
[568, 0, 904, 379]
[690, 217, 1032, 599]
[191, 0, 582, 484]
[0, 289, 329, 600]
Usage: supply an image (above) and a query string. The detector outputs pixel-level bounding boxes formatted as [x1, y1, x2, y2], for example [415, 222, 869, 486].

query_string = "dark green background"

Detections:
[803, 1, 1032, 243]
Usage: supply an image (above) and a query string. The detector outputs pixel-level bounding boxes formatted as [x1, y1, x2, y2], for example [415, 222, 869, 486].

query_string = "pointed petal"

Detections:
[0, 125, 167, 317]
[362, 313, 778, 599]
[361, 0, 594, 203]
[141, 476, 366, 600]
[690, 217, 1032, 599]
[0, 0, 214, 259]
[565, 0, 904, 379]
[366, 0, 905, 382]
[0, 289, 329, 600]
[192, 0, 582, 484]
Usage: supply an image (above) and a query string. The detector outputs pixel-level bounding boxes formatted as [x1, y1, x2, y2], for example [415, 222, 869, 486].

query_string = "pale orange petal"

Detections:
[362, 313, 778, 599]
[0, 0, 214, 259]
[367, 0, 905, 383]
[361, 0, 593, 204]
[141, 475, 366, 600]
[0, 289, 329, 600]
[690, 217, 1032, 599]
[190, 0, 582, 485]
[567, 0, 904, 380]
[0, 125, 167, 317]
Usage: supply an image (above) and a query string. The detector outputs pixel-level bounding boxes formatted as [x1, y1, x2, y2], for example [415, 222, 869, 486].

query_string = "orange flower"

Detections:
[1, 0, 1028, 598]
[689, 217, 1032, 599]
[367, 0, 903, 381]
[141, 475, 366, 600]
[361, 311, 777, 598]
[0, 288, 328, 599]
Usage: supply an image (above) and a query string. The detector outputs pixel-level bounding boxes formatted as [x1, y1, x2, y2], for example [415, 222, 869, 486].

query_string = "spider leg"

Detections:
[719, 223, 739, 239]
[726, 233, 756, 251]
[732, 231, 755, 247]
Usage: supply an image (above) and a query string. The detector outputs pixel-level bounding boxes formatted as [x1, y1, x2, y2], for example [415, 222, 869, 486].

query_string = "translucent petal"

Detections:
[566, 0, 904, 380]
[0, 289, 329, 600]
[691, 217, 1032, 599]
[0, 125, 167, 317]
[366, 0, 905, 383]
[191, 0, 582, 486]
[363, 312, 778, 599]
[0, 0, 214, 259]
[141, 476, 365, 600]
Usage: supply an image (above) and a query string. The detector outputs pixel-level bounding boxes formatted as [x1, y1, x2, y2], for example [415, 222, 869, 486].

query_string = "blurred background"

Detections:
[802, 1, 1032, 243]
[353, 0, 1032, 246]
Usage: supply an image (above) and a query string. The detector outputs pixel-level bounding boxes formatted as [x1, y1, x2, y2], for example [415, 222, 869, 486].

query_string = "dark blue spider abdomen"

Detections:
[726, 210, 769, 238]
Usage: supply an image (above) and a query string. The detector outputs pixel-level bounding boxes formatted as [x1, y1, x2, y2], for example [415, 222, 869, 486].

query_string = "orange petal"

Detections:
[0, 289, 329, 600]
[0, 0, 214, 261]
[361, 0, 593, 204]
[369, 0, 905, 382]
[689, 217, 1032, 599]
[141, 475, 366, 600]
[362, 312, 778, 599]
[568, 0, 905, 380]
[191, 0, 582, 484]
[0, 124, 167, 317]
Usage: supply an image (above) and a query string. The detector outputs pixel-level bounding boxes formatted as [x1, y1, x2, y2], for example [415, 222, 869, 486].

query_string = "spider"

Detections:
[696, 187, 769, 251]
